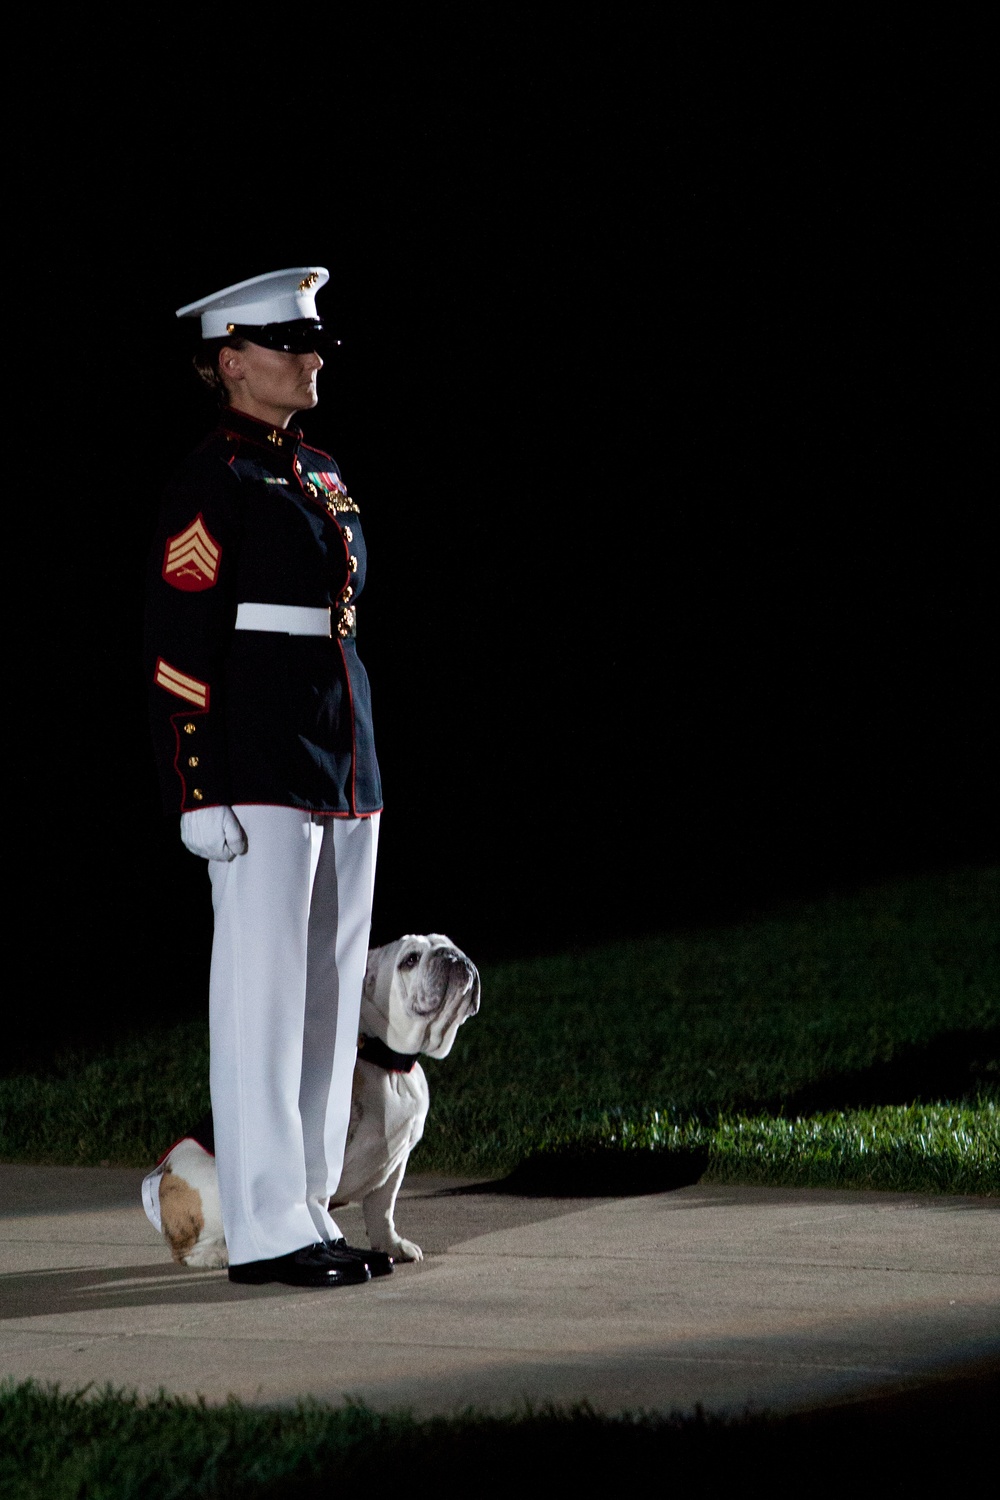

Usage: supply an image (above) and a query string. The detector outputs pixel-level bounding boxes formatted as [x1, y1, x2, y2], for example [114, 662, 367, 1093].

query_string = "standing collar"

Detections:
[217, 407, 304, 459]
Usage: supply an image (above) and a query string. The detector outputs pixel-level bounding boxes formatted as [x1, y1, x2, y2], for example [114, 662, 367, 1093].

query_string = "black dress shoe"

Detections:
[327, 1236, 394, 1277]
[228, 1242, 372, 1287]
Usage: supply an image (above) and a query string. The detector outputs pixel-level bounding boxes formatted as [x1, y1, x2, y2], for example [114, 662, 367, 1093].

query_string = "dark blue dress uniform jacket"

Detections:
[145, 407, 382, 818]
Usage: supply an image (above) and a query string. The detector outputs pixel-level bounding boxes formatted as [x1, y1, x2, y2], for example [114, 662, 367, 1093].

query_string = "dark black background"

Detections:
[8, 12, 993, 1058]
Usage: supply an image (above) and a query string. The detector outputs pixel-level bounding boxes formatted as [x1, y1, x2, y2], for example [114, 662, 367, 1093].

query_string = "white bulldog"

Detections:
[142, 934, 480, 1268]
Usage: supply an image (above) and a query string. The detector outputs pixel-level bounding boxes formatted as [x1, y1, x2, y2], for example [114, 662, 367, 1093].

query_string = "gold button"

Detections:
[306, 481, 318, 496]
[340, 585, 354, 603]
[343, 526, 353, 543]
[294, 459, 302, 474]
[226, 322, 235, 333]
[188, 755, 199, 768]
[183, 722, 196, 735]
[349, 555, 358, 572]
[192, 788, 204, 802]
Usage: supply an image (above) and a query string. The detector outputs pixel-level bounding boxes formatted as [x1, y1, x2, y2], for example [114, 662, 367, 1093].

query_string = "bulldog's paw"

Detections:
[389, 1236, 423, 1263]
[183, 1241, 229, 1269]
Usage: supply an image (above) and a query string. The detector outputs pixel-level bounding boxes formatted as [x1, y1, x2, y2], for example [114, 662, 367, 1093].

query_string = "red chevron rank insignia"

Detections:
[163, 514, 221, 591]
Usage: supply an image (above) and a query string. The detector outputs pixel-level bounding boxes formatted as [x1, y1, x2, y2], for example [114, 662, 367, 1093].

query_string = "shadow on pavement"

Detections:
[452, 1146, 709, 1197]
[0, 1262, 303, 1317]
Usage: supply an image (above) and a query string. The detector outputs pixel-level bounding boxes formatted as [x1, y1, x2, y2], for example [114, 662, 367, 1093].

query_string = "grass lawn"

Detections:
[1, 867, 997, 1194]
[1, 869, 997, 1496]
[3, 1372, 997, 1498]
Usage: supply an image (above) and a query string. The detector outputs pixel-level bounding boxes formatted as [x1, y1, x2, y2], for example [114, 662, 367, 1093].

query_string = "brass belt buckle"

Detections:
[336, 605, 357, 639]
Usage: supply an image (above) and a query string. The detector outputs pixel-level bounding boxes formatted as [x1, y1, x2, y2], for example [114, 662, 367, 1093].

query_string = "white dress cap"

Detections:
[176, 267, 330, 338]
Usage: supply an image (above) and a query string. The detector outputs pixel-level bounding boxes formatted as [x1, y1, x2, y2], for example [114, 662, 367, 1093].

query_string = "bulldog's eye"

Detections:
[398, 952, 421, 970]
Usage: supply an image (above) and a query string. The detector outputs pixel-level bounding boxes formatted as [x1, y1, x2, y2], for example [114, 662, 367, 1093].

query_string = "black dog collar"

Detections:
[357, 1034, 419, 1073]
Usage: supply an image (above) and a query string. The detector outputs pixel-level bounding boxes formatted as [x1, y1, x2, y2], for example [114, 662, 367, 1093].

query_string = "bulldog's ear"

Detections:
[453, 967, 481, 1026]
[363, 946, 385, 1000]
[466, 967, 482, 1018]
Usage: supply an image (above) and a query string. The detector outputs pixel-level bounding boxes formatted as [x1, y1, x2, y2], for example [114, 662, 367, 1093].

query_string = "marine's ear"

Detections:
[218, 344, 248, 388]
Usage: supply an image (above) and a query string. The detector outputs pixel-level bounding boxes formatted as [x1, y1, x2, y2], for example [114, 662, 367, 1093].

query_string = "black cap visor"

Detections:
[224, 319, 339, 354]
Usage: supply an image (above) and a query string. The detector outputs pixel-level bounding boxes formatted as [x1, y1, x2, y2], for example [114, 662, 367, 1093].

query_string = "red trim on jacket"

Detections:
[336, 637, 360, 815]
[224, 802, 382, 817]
[168, 708, 212, 809]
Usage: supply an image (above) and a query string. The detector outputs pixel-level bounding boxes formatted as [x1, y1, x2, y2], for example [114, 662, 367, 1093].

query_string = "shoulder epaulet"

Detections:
[169, 435, 243, 493]
[301, 439, 339, 470]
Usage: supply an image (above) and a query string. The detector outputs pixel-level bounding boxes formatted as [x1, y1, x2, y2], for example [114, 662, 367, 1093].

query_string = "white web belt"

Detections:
[235, 603, 332, 637]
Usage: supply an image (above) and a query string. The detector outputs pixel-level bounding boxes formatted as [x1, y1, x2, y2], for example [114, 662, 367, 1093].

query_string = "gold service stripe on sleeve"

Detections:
[155, 658, 209, 708]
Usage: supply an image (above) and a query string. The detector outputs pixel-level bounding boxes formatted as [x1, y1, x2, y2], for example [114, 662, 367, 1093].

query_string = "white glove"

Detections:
[180, 806, 248, 861]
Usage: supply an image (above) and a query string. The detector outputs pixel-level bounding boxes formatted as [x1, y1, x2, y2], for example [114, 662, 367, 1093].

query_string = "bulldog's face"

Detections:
[362, 934, 481, 1058]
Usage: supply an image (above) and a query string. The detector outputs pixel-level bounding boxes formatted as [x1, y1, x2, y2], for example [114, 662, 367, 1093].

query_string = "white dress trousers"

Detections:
[207, 805, 379, 1265]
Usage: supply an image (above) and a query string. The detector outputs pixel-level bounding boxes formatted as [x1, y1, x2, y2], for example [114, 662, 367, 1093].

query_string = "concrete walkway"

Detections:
[1, 1165, 997, 1417]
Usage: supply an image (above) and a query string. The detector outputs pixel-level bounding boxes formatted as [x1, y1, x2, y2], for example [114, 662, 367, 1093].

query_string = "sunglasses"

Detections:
[224, 320, 341, 355]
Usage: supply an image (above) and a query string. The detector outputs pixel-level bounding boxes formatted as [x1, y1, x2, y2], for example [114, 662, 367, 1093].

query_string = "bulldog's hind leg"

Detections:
[362, 1158, 423, 1262]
